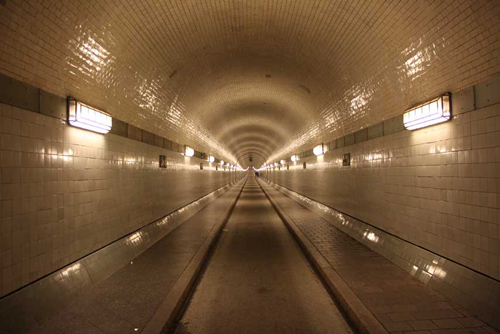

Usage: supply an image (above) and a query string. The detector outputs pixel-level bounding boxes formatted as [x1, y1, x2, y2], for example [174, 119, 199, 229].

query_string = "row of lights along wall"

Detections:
[262, 93, 451, 170]
[67, 97, 241, 170]
[68, 92, 450, 170]
[184, 145, 239, 168]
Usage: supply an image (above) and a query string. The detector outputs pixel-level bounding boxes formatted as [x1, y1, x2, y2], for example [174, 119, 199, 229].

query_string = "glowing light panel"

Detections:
[185, 146, 195, 157]
[313, 144, 324, 156]
[67, 98, 112, 134]
[404, 93, 451, 130]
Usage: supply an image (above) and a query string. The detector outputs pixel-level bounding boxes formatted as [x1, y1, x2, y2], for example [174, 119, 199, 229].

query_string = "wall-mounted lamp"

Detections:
[184, 146, 195, 157]
[313, 144, 324, 156]
[67, 98, 112, 134]
[291, 155, 298, 162]
[403, 93, 451, 130]
[208, 155, 215, 163]
[220, 160, 224, 166]
[280, 159, 285, 165]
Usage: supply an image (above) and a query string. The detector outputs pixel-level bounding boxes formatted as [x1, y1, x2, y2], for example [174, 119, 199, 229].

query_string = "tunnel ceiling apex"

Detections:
[0, 0, 499, 167]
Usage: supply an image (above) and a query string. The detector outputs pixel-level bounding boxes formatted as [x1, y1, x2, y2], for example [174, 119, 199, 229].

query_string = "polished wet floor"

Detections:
[173, 178, 353, 334]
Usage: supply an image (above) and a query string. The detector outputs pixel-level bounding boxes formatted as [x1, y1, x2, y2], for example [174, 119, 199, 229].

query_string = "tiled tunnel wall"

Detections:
[2, 0, 499, 169]
[0, 101, 244, 297]
[265, 76, 500, 282]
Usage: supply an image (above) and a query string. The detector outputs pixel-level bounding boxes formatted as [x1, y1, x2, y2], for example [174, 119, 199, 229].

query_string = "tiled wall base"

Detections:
[265, 180, 499, 330]
[0, 178, 245, 330]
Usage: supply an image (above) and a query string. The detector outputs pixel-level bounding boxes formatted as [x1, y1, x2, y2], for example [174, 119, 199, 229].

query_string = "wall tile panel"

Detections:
[0, 103, 243, 297]
[266, 100, 500, 281]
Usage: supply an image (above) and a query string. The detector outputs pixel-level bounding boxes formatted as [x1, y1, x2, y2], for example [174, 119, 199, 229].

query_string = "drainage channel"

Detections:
[166, 177, 354, 334]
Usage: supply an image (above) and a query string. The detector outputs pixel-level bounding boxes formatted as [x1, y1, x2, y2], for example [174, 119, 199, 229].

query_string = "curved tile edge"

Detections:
[265, 179, 500, 330]
[0, 178, 245, 330]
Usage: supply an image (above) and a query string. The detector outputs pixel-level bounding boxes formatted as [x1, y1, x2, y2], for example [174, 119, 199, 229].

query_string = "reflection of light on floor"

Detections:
[61, 263, 82, 278]
[126, 232, 141, 245]
[411, 265, 418, 276]
[363, 231, 379, 243]
[434, 268, 447, 279]
[422, 271, 432, 278]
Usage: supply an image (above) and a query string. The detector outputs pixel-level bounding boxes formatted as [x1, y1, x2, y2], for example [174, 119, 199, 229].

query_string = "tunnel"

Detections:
[0, 0, 499, 333]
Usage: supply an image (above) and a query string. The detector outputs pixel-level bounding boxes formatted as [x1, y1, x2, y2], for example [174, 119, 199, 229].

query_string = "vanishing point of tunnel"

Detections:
[0, 1, 499, 334]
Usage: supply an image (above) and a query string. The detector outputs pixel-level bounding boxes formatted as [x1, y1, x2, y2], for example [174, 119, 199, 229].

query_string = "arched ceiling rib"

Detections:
[1, 0, 498, 167]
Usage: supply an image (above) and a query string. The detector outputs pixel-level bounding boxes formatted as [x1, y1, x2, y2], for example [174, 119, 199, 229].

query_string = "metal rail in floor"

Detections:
[171, 177, 354, 334]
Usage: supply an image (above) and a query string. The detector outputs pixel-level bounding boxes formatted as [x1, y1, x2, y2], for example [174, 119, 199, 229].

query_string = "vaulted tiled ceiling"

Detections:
[1, 0, 498, 167]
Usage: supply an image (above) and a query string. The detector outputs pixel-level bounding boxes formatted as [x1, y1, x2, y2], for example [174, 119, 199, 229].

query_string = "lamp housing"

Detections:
[313, 144, 324, 156]
[67, 98, 112, 134]
[184, 146, 195, 157]
[403, 93, 451, 130]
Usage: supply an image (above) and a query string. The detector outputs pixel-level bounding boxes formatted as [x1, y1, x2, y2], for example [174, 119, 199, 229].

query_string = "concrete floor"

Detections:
[173, 178, 353, 334]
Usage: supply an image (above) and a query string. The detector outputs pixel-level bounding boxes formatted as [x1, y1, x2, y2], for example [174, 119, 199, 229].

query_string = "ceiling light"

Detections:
[403, 93, 451, 130]
[67, 98, 112, 134]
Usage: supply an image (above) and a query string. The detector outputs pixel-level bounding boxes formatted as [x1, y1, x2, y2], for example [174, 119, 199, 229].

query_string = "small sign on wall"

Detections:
[159, 155, 167, 168]
[342, 153, 351, 166]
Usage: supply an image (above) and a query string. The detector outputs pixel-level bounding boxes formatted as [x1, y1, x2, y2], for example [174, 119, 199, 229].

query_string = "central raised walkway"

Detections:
[172, 178, 353, 334]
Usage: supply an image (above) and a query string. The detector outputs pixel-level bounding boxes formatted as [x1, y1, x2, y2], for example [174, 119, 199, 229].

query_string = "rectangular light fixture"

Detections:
[403, 93, 451, 130]
[184, 145, 195, 157]
[67, 98, 112, 134]
[313, 144, 324, 156]
[208, 155, 215, 163]
[291, 155, 298, 162]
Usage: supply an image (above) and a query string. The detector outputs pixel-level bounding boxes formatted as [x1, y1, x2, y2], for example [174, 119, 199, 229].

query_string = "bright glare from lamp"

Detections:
[404, 93, 451, 130]
[184, 146, 195, 157]
[208, 155, 215, 163]
[291, 155, 298, 162]
[67, 98, 112, 134]
[274, 162, 278, 167]
[220, 160, 224, 166]
[313, 144, 324, 156]
[280, 159, 285, 165]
